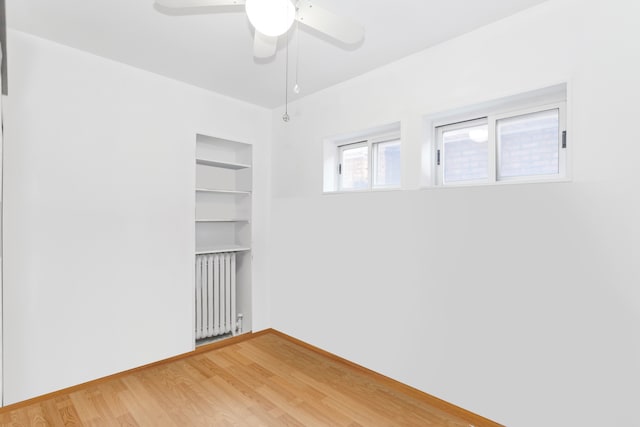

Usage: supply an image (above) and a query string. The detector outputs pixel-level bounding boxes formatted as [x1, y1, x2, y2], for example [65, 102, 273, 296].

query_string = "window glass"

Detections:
[339, 145, 369, 190]
[373, 140, 401, 188]
[497, 109, 560, 179]
[442, 123, 489, 183]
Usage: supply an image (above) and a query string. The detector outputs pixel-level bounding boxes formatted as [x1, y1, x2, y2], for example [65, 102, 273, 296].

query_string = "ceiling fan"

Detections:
[155, 0, 365, 59]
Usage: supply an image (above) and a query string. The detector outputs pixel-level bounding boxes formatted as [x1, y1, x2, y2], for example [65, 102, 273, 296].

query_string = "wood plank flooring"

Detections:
[0, 330, 501, 426]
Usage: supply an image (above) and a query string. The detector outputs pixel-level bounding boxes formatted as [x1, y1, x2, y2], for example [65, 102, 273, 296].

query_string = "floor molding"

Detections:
[0, 330, 262, 413]
[267, 328, 504, 427]
[1, 328, 504, 427]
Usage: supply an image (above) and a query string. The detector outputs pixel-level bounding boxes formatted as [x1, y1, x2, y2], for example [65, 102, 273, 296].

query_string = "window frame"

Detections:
[435, 117, 490, 186]
[495, 103, 566, 182]
[337, 140, 369, 192]
[434, 101, 567, 187]
[372, 136, 402, 189]
[335, 132, 402, 192]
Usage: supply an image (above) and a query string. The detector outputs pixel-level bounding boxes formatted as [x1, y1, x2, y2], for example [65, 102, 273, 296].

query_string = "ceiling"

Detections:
[7, 0, 549, 108]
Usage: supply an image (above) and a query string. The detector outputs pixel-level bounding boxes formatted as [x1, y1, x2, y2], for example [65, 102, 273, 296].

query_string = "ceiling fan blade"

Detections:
[295, 0, 364, 44]
[155, 0, 244, 9]
[253, 32, 278, 58]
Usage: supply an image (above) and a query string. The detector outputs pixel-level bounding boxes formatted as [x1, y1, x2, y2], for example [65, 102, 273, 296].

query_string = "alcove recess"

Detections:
[195, 134, 252, 339]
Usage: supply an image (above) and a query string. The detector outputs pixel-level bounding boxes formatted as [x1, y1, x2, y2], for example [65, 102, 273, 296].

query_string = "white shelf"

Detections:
[196, 245, 251, 255]
[195, 218, 250, 223]
[195, 188, 251, 195]
[196, 158, 251, 170]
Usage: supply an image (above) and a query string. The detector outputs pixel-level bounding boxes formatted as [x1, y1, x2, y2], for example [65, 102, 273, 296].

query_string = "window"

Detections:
[373, 139, 401, 188]
[339, 142, 369, 191]
[432, 85, 567, 186]
[497, 108, 563, 180]
[437, 118, 489, 185]
[324, 122, 401, 193]
[337, 137, 401, 191]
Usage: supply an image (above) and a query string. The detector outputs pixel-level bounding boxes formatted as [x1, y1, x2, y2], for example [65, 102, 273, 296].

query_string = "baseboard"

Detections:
[0, 328, 505, 427]
[266, 328, 505, 427]
[0, 330, 260, 413]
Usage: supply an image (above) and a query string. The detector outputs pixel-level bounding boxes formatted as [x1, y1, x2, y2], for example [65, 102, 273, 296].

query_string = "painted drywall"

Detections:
[0, 41, 4, 406]
[2, 30, 271, 404]
[269, 1, 640, 426]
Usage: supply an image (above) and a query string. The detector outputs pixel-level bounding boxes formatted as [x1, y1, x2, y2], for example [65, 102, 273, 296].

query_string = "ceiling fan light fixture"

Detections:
[469, 128, 489, 143]
[245, 0, 295, 37]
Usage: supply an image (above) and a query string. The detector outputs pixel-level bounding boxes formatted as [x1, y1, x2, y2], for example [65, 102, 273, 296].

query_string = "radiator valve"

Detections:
[236, 313, 244, 334]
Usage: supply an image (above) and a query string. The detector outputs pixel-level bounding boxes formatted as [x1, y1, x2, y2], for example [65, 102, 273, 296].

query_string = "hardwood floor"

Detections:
[0, 330, 502, 426]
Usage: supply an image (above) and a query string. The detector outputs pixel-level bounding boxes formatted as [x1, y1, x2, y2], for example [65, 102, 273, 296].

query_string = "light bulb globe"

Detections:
[245, 0, 295, 37]
[469, 128, 489, 143]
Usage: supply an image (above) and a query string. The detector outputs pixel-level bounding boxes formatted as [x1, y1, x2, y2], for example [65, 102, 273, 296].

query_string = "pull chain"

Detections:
[294, 20, 300, 94]
[282, 30, 290, 122]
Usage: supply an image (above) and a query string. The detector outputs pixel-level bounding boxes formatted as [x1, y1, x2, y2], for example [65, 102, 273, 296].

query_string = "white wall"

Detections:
[0, 43, 4, 406]
[3, 30, 271, 404]
[269, 1, 640, 426]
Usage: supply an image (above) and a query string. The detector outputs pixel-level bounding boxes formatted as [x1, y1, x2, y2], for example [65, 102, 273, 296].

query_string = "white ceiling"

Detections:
[7, 0, 549, 108]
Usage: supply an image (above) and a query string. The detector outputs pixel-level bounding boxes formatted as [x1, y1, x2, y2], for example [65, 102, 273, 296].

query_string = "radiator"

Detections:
[195, 253, 236, 340]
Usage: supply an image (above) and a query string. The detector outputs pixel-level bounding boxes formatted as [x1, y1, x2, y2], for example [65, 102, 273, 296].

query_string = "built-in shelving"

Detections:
[196, 188, 251, 195]
[196, 158, 250, 170]
[195, 245, 251, 255]
[195, 133, 253, 342]
[195, 218, 250, 223]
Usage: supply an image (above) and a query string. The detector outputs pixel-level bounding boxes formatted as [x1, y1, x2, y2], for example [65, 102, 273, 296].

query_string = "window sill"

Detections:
[420, 176, 572, 190]
[323, 187, 402, 195]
